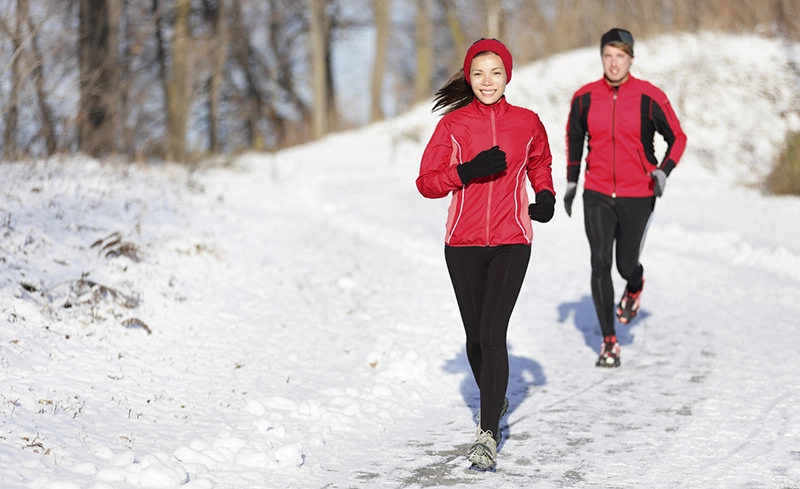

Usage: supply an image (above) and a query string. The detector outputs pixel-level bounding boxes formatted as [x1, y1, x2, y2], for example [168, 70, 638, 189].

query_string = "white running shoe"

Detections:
[467, 427, 498, 471]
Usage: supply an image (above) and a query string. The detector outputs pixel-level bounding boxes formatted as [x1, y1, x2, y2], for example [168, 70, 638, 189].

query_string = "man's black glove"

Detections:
[528, 190, 556, 223]
[563, 182, 577, 217]
[457, 146, 507, 185]
[650, 169, 667, 197]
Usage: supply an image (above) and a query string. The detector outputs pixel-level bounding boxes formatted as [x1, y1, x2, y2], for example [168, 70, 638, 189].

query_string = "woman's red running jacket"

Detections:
[417, 97, 555, 247]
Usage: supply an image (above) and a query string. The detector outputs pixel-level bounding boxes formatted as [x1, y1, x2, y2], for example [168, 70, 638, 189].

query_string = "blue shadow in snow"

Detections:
[556, 294, 649, 353]
[443, 345, 546, 448]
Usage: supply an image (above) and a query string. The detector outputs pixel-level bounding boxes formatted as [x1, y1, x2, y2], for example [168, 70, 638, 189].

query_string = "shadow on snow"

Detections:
[556, 293, 649, 352]
[442, 345, 546, 449]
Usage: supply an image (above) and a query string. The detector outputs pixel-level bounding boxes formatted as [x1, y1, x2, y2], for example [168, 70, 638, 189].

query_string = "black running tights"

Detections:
[444, 244, 531, 435]
[583, 190, 654, 338]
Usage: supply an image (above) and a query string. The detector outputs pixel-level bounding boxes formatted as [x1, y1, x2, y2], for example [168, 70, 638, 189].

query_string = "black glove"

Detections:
[651, 169, 667, 197]
[563, 182, 577, 217]
[457, 146, 507, 184]
[528, 190, 555, 223]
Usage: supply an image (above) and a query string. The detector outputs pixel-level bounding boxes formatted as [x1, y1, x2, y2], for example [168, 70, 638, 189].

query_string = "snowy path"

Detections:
[204, 122, 800, 488]
[2, 137, 799, 489]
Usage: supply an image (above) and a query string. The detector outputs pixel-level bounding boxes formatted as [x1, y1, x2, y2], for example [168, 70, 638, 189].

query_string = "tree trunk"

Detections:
[166, 0, 192, 162]
[78, 0, 121, 158]
[3, 0, 23, 159]
[370, 0, 389, 122]
[27, 2, 58, 155]
[208, 0, 228, 153]
[230, 0, 268, 150]
[266, 2, 309, 147]
[483, 0, 505, 40]
[310, 0, 328, 139]
[441, 0, 466, 56]
[325, 25, 336, 132]
[414, 0, 433, 103]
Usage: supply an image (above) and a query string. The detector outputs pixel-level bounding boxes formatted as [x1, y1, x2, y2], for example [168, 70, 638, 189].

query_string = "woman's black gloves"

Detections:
[457, 146, 507, 184]
[456, 147, 554, 223]
[529, 190, 556, 223]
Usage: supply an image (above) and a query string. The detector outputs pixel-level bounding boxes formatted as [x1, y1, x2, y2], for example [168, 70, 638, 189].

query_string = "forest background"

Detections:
[1, 0, 799, 193]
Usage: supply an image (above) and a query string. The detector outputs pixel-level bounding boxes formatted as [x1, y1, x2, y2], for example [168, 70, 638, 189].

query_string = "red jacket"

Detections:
[566, 75, 687, 197]
[417, 97, 554, 246]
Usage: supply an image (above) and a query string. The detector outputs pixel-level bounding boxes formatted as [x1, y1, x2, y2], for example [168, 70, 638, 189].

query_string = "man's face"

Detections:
[602, 45, 633, 86]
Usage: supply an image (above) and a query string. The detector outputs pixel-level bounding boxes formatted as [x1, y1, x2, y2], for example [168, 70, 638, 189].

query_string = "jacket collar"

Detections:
[470, 95, 509, 115]
[602, 73, 636, 92]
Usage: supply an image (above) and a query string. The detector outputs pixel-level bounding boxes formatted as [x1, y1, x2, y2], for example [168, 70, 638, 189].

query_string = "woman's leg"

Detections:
[477, 244, 530, 435]
[445, 244, 530, 436]
[445, 246, 489, 386]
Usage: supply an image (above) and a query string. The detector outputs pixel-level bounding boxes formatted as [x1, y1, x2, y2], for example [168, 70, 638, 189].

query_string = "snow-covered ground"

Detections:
[2, 32, 800, 489]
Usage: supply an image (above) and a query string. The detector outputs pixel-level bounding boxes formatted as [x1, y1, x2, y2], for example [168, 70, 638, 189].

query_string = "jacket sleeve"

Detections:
[527, 115, 555, 196]
[416, 119, 464, 199]
[650, 97, 687, 176]
[566, 92, 590, 183]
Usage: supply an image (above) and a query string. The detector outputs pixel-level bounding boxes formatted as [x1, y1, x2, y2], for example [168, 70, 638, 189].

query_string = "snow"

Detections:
[2, 31, 800, 488]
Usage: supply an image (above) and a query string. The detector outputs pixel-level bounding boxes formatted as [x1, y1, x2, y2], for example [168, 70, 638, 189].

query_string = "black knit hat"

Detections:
[600, 28, 634, 55]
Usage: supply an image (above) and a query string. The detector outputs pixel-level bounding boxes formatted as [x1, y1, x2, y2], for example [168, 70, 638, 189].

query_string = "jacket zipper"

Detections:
[486, 108, 497, 246]
[611, 87, 618, 198]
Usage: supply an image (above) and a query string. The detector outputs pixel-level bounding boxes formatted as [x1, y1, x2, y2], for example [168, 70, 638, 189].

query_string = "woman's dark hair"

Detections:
[431, 69, 474, 115]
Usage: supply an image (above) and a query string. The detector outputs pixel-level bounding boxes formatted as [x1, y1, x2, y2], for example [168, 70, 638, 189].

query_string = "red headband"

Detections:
[463, 38, 513, 84]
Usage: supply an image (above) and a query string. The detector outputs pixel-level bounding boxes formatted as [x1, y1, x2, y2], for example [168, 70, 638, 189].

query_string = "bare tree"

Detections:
[165, 0, 192, 162]
[268, 1, 312, 146]
[483, 0, 504, 40]
[2, 0, 799, 160]
[205, 0, 228, 153]
[117, 0, 156, 160]
[226, 0, 272, 150]
[2, 0, 24, 159]
[26, 2, 57, 155]
[370, 0, 389, 122]
[440, 0, 466, 56]
[776, 0, 800, 38]
[310, 0, 329, 138]
[78, 0, 121, 157]
[414, 0, 433, 103]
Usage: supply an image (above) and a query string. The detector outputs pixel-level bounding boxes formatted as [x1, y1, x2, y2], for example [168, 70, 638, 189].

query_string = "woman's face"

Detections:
[469, 52, 507, 105]
[601, 45, 633, 86]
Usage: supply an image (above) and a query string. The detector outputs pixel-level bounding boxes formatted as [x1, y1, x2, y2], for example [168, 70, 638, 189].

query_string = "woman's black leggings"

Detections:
[444, 244, 531, 435]
[583, 190, 655, 337]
